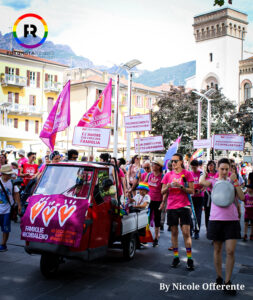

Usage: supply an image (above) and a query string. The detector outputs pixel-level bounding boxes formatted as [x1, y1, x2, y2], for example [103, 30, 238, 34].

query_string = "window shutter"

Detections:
[14, 118, 18, 128]
[25, 120, 29, 131]
[35, 120, 39, 134]
[27, 70, 30, 86]
[29, 95, 33, 105]
[15, 93, 19, 104]
[54, 75, 58, 82]
[37, 72, 40, 88]
[8, 92, 12, 103]
[16, 68, 19, 76]
[45, 73, 48, 81]
[5, 66, 8, 74]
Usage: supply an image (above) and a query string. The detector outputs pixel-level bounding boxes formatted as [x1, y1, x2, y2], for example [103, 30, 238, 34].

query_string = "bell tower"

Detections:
[193, 8, 248, 104]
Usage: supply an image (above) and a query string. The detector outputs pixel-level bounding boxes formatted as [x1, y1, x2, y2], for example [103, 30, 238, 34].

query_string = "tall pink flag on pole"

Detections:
[40, 80, 70, 151]
[78, 78, 112, 128]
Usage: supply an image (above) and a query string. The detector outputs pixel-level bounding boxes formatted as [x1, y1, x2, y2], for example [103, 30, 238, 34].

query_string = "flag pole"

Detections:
[66, 127, 69, 152]
[113, 74, 120, 158]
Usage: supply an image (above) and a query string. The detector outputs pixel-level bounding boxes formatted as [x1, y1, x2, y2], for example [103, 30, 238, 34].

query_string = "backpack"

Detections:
[211, 180, 235, 207]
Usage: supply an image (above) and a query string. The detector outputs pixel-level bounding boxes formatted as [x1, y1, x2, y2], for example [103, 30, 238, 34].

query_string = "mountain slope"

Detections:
[134, 61, 196, 87]
[0, 32, 196, 86]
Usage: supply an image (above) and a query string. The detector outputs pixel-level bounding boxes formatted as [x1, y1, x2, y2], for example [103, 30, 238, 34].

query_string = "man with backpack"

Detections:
[0, 164, 21, 251]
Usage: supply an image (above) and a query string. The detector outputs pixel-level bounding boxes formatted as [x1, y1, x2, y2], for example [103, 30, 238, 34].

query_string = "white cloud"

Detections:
[0, 0, 252, 70]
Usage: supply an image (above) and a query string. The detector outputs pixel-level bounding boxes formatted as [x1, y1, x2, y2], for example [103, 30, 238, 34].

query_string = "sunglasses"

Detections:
[144, 167, 151, 170]
[171, 160, 180, 164]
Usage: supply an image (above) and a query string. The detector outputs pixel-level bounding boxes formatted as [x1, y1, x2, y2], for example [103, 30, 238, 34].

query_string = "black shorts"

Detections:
[167, 207, 192, 226]
[207, 220, 241, 241]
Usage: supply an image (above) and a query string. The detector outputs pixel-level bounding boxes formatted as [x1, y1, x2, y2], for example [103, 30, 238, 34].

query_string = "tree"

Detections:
[234, 98, 253, 144]
[213, 0, 232, 6]
[151, 87, 237, 154]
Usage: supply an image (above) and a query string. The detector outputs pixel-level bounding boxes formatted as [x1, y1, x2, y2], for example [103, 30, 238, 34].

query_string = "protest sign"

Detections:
[134, 136, 164, 153]
[72, 127, 110, 148]
[124, 114, 151, 132]
[213, 134, 244, 151]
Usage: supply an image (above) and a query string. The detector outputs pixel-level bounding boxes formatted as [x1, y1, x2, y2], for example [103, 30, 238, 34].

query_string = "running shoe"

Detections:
[171, 257, 180, 268]
[168, 246, 173, 251]
[153, 239, 158, 247]
[186, 258, 195, 271]
[194, 232, 199, 240]
[224, 280, 237, 295]
[215, 277, 223, 289]
[243, 234, 248, 242]
[0, 245, 7, 252]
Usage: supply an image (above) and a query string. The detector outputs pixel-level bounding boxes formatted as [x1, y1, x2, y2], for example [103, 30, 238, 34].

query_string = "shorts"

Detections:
[167, 207, 192, 226]
[0, 213, 11, 233]
[207, 220, 241, 241]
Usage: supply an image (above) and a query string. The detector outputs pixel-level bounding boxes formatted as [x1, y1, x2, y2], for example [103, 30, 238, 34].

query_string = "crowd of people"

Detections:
[0, 148, 253, 295]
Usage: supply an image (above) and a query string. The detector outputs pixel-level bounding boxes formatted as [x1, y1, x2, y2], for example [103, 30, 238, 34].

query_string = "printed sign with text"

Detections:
[124, 114, 152, 133]
[134, 136, 164, 153]
[193, 139, 212, 149]
[72, 127, 110, 148]
[213, 134, 244, 151]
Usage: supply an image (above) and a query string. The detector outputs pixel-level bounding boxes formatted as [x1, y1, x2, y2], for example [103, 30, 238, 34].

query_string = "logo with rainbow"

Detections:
[13, 13, 48, 49]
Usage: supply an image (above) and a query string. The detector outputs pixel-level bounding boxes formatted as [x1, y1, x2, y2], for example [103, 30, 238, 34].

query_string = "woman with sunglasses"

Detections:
[161, 153, 195, 270]
[144, 158, 164, 247]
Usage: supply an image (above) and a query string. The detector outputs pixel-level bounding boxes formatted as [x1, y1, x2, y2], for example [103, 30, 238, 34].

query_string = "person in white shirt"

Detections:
[128, 182, 150, 209]
[0, 164, 21, 252]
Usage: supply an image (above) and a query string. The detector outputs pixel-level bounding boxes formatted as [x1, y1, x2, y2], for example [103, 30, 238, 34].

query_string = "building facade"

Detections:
[186, 7, 249, 107]
[0, 49, 68, 154]
[65, 68, 163, 157]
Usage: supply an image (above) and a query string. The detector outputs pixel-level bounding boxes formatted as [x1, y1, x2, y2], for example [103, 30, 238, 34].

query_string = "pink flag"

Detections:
[40, 80, 70, 151]
[78, 78, 112, 128]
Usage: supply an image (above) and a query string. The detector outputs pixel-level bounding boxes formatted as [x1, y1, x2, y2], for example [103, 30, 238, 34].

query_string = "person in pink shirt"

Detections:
[242, 184, 253, 241]
[17, 150, 28, 177]
[200, 158, 245, 294]
[161, 153, 194, 271]
[190, 160, 204, 240]
[144, 158, 163, 247]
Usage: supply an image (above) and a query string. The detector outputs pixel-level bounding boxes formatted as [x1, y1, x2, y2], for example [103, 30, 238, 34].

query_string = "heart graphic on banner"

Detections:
[30, 201, 46, 224]
[58, 205, 76, 227]
[42, 206, 57, 227]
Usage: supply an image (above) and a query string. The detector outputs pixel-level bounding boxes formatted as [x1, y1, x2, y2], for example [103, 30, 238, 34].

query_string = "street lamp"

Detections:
[122, 59, 142, 161]
[192, 89, 216, 161]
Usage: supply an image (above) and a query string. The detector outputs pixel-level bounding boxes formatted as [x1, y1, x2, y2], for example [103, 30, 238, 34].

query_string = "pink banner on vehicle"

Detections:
[20, 194, 89, 248]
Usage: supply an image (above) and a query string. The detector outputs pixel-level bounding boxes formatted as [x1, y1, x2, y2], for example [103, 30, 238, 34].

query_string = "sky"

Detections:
[0, 0, 253, 70]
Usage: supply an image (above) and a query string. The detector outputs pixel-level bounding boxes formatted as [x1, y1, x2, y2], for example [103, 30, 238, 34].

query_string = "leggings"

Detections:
[149, 201, 162, 228]
[192, 196, 204, 233]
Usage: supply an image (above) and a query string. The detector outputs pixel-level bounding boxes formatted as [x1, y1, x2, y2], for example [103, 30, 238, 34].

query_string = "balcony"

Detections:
[1, 102, 43, 116]
[1, 74, 26, 88]
[44, 81, 60, 93]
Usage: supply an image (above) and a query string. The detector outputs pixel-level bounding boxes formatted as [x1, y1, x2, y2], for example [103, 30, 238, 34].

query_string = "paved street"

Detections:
[1, 213, 253, 300]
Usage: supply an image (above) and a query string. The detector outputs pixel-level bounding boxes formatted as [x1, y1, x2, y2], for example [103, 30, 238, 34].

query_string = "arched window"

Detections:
[244, 83, 251, 100]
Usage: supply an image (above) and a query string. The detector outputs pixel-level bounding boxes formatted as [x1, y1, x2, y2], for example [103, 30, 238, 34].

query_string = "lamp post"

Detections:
[122, 59, 142, 161]
[193, 89, 216, 161]
[113, 73, 120, 158]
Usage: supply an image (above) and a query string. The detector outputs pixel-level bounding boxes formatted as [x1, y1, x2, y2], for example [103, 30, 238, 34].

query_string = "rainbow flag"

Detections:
[191, 149, 204, 161]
